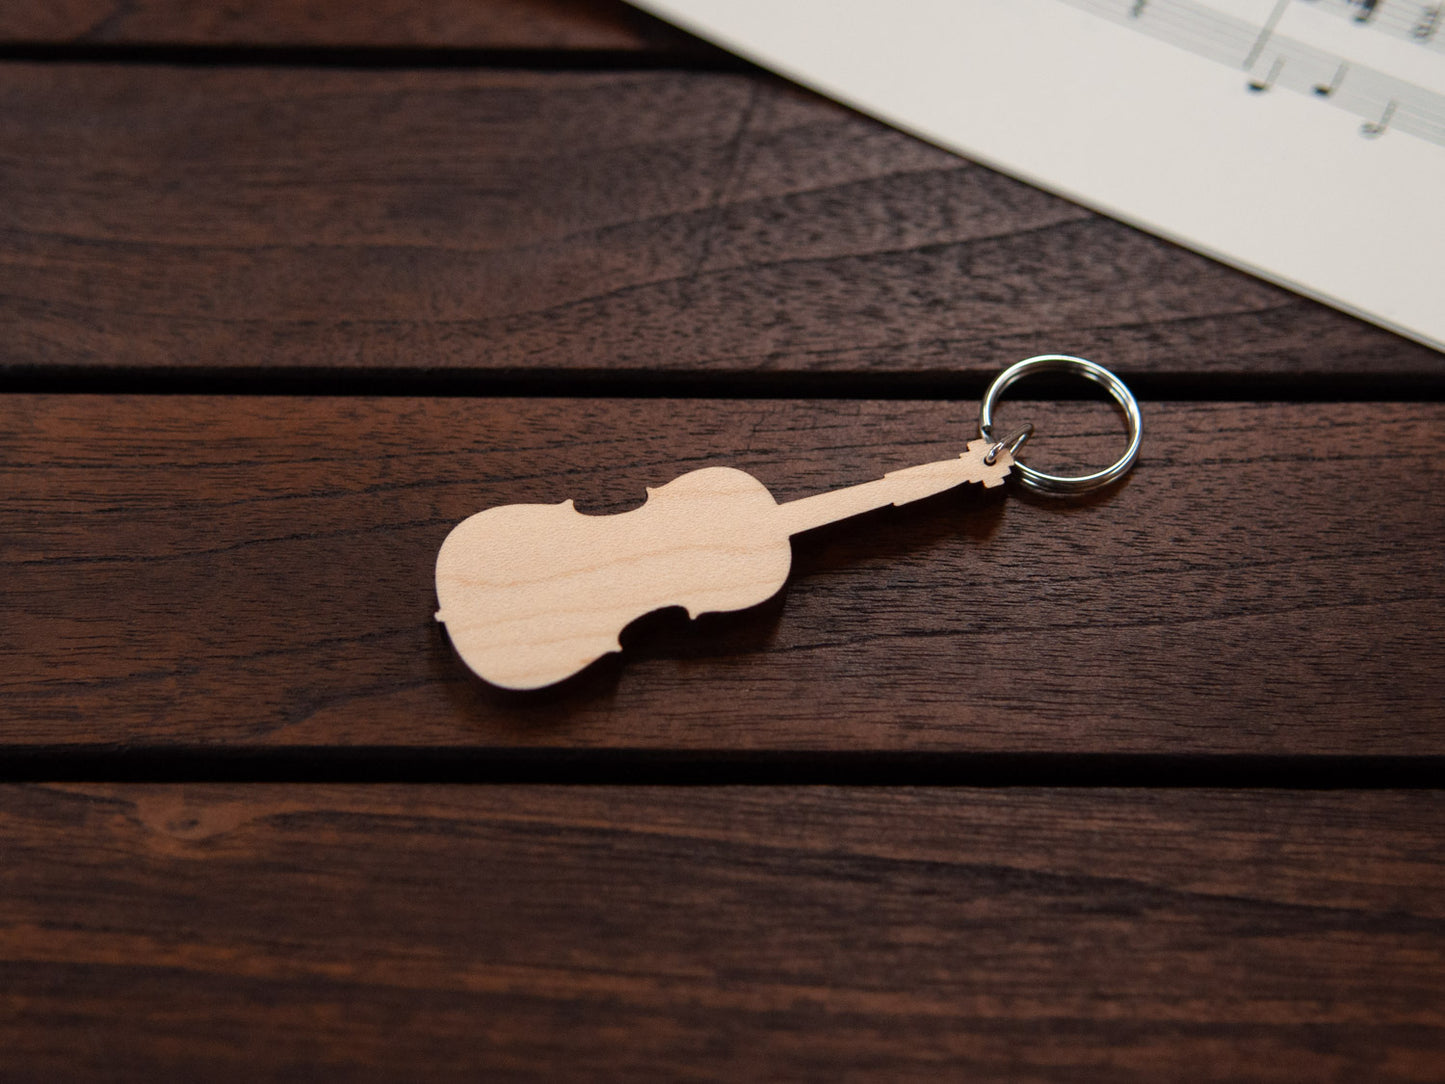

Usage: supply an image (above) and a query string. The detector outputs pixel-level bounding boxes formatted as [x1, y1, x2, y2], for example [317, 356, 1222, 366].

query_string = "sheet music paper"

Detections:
[630, 0, 1445, 352]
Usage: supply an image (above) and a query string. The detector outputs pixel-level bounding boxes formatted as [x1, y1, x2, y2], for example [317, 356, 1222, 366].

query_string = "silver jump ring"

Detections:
[979, 355, 1142, 496]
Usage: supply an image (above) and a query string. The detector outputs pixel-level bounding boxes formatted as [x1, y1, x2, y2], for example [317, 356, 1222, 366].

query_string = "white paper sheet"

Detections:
[631, 0, 1445, 352]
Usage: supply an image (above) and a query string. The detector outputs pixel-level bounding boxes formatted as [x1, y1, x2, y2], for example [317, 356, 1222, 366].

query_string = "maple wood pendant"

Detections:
[435, 355, 1141, 690]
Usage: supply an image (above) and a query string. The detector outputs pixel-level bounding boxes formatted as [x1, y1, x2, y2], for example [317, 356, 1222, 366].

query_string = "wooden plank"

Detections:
[0, 0, 670, 50]
[3, 783, 1443, 1079]
[3, 396, 1441, 754]
[0, 65, 1430, 380]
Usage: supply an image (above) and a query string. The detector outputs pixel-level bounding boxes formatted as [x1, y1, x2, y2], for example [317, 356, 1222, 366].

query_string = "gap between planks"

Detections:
[2, 749, 1444, 788]
[4, 367, 1444, 402]
[0, 0, 685, 53]
[0, 43, 748, 71]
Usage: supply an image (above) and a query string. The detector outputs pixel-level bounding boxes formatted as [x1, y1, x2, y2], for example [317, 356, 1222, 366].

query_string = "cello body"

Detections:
[435, 467, 793, 690]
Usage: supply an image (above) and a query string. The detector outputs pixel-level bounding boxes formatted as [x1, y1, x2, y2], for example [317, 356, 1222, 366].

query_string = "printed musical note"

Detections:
[1314, 60, 1350, 93]
[1362, 96, 1398, 131]
[1415, 5, 1442, 41]
[1249, 56, 1286, 89]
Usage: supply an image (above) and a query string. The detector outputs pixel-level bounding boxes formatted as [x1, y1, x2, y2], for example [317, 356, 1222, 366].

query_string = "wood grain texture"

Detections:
[0, 0, 670, 49]
[3, 783, 1443, 1081]
[4, 395, 1441, 753]
[1, 65, 1432, 380]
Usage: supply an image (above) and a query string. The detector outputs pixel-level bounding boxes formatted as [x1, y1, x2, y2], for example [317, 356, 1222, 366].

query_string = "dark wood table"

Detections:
[3, 2, 1443, 1078]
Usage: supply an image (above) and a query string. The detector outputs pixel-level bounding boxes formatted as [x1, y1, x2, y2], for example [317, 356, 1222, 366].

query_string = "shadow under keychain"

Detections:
[435, 355, 1142, 690]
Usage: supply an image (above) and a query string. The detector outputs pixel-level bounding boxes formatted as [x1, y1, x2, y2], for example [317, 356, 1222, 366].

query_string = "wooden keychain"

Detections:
[435, 355, 1142, 690]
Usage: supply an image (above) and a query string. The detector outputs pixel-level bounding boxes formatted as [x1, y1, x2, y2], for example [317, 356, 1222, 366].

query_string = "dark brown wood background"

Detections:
[2, 2, 1442, 1079]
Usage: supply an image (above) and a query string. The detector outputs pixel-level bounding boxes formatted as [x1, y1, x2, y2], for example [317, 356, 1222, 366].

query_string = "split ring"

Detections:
[979, 355, 1142, 496]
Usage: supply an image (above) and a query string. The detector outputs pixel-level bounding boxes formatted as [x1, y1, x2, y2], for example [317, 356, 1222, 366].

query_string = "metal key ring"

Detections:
[979, 355, 1142, 496]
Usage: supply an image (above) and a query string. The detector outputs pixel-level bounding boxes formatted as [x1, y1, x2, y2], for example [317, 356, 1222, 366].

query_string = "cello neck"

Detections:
[774, 439, 1012, 537]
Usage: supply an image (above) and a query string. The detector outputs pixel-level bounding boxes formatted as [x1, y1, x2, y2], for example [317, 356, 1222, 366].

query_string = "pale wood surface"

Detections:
[4, 783, 1443, 1081]
[435, 441, 1011, 689]
[4, 396, 1440, 752]
[1, 65, 1435, 382]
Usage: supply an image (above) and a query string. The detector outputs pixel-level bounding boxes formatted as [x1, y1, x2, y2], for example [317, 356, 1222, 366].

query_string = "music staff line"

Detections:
[1060, 0, 1445, 146]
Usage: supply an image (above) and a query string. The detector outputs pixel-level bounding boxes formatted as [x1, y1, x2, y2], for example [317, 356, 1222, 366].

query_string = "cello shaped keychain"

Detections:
[435, 355, 1141, 690]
